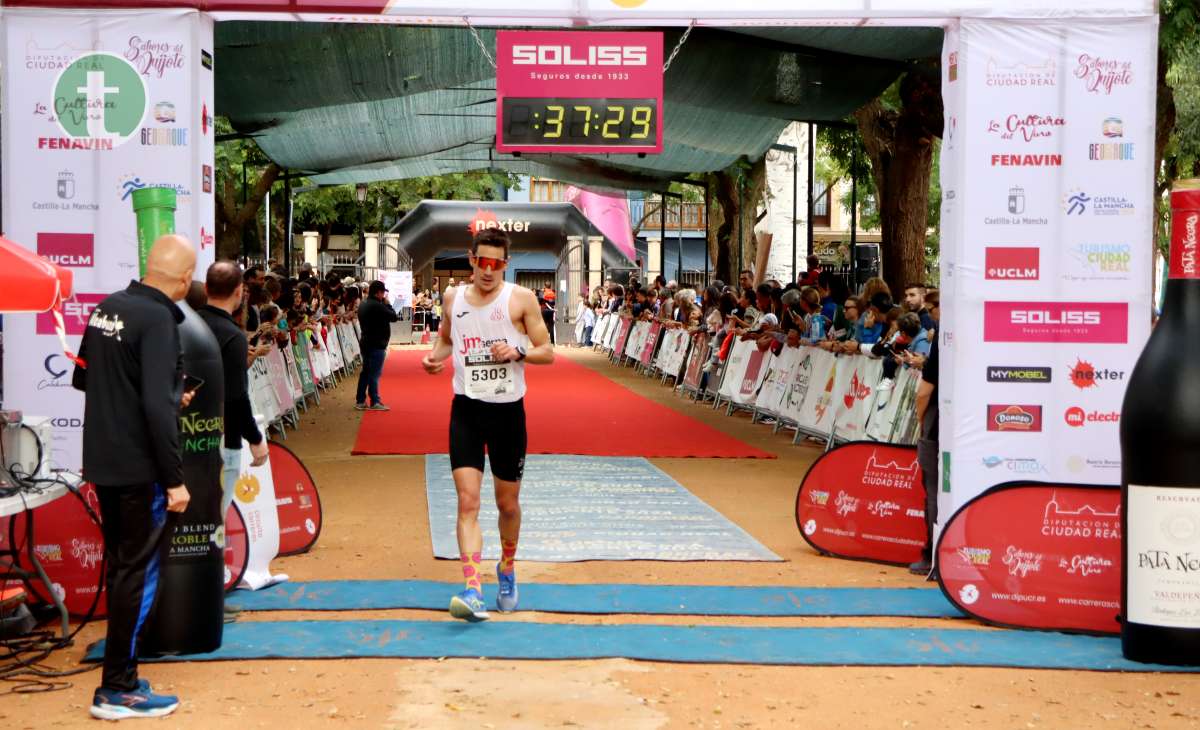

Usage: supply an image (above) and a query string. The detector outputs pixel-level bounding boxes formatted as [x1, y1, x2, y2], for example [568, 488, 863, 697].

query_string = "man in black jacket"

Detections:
[355, 280, 398, 411]
[71, 234, 195, 720]
[197, 261, 269, 526]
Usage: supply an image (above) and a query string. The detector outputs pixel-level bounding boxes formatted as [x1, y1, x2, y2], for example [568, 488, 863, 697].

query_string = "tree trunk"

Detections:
[708, 157, 768, 288]
[853, 68, 943, 298]
[213, 163, 281, 262]
[1154, 41, 1178, 257]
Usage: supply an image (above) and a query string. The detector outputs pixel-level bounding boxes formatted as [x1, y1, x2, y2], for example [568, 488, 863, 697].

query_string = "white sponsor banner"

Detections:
[654, 328, 691, 378]
[379, 269, 413, 310]
[624, 320, 649, 360]
[0, 9, 215, 471]
[831, 356, 884, 442]
[940, 17, 1157, 524]
[755, 345, 801, 416]
[593, 313, 614, 347]
[232, 431, 287, 590]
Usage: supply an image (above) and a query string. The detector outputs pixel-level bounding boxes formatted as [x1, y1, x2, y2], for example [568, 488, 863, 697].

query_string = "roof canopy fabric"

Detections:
[394, 200, 632, 272]
[0, 236, 74, 313]
[215, 24, 942, 191]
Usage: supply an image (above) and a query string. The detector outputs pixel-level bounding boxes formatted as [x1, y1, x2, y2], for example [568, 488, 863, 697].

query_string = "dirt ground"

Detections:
[12, 347, 1200, 728]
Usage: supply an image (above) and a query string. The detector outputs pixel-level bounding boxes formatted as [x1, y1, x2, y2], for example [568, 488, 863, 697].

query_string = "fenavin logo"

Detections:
[48, 52, 148, 149]
[987, 366, 1051, 384]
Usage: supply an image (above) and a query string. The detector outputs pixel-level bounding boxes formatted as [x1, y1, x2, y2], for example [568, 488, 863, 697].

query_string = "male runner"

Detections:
[421, 228, 554, 621]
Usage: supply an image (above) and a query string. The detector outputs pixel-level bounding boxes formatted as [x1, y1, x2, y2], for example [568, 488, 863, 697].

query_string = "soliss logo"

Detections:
[511, 45, 647, 66]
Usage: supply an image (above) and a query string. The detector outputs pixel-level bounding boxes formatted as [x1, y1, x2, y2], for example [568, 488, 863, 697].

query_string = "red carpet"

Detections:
[351, 350, 774, 459]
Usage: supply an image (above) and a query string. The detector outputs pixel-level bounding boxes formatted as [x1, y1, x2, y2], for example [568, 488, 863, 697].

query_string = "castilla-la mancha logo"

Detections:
[45, 52, 148, 150]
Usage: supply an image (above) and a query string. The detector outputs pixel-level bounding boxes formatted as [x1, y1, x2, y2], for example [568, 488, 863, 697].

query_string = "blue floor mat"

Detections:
[425, 454, 781, 561]
[89, 620, 1193, 672]
[230, 580, 960, 617]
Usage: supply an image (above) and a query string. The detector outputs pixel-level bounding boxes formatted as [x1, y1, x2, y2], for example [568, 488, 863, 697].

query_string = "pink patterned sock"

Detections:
[461, 552, 482, 592]
[499, 539, 518, 575]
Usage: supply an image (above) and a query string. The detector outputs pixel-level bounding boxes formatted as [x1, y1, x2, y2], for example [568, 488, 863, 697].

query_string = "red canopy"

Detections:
[0, 236, 73, 313]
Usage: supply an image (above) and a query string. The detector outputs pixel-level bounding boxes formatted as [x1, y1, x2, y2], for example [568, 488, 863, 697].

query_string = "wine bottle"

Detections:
[1120, 178, 1200, 665]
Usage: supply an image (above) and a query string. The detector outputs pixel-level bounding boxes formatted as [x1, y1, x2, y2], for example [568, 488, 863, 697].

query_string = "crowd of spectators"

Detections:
[186, 261, 366, 369]
[579, 255, 940, 397]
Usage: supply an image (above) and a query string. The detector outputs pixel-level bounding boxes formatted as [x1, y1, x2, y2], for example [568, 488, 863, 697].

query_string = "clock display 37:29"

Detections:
[501, 97, 658, 147]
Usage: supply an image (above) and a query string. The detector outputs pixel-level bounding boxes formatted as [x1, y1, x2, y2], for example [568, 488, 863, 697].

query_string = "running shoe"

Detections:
[90, 685, 179, 720]
[367, 403, 391, 412]
[354, 402, 368, 411]
[496, 563, 519, 613]
[448, 588, 490, 622]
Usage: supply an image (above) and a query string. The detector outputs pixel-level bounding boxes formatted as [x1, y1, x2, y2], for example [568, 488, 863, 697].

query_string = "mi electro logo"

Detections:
[985, 247, 1039, 280]
[511, 45, 647, 66]
[987, 366, 1052, 384]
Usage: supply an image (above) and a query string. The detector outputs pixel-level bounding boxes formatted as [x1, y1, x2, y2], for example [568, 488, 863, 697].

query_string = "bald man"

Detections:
[73, 234, 196, 720]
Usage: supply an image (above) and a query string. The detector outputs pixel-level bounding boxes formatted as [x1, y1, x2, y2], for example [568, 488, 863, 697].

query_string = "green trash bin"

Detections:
[130, 186, 177, 277]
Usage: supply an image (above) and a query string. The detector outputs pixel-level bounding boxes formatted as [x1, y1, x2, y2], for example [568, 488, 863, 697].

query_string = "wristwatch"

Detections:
[515, 346, 527, 362]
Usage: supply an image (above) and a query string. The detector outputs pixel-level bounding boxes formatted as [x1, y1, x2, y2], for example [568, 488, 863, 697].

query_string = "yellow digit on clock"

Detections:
[545, 105, 564, 138]
[630, 106, 652, 139]
[602, 106, 626, 139]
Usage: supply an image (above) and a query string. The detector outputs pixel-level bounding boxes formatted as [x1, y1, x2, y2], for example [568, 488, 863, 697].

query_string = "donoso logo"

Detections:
[37, 232, 94, 268]
[987, 404, 1043, 432]
[985, 247, 1039, 280]
[511, 45, 647, 66]
[36, 293, 106, 335]
[984, 301, 1128, 344]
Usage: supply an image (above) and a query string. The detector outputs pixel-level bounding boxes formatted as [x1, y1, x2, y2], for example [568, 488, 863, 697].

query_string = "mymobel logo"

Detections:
[985, 247, 1039, 280]
[511, 44, 647, 66]
[45, 52, 148, 150]
[37, 232, 94, 268]
[983, 301, 1128, 344]
[987, 366, 1051, 383]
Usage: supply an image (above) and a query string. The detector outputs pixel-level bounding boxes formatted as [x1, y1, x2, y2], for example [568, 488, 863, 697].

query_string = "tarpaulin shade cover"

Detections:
[214, 23, 941, 190]
[0, 236, 74, 313]
[394, 200, 631, 272]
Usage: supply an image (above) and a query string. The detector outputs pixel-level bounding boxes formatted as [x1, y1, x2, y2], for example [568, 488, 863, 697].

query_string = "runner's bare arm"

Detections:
[422, 288, 455, 374]
[493, 288, 553, 365]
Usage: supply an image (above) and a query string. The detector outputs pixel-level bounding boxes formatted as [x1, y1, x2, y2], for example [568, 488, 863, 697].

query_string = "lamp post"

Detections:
[356, 183, 368, 275]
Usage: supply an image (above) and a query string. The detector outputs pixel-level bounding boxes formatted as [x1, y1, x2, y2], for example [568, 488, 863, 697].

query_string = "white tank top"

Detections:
[451, 283, 528, 403]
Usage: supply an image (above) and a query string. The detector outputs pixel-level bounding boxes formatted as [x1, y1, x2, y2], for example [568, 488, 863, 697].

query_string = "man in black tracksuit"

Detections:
[197, 261, 269, 529]
[355, 280, 398, 411]
[72, 236, 195, 719]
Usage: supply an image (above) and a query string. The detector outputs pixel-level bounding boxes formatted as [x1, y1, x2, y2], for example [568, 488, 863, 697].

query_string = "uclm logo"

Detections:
[37, 232, 93, 267]
[983, 301, 1128, 344]
[985, 247, 1039, 280]
[511, 44, 647, 66]
[36, 293, 106, 335]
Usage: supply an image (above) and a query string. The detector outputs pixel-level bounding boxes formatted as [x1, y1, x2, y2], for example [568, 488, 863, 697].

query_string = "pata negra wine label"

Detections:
[1127, 485, 1200, 627]
[1169, 206, 1200, 280]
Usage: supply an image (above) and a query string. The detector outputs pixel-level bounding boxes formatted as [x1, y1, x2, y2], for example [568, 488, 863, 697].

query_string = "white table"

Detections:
[1, 480, 72, 638]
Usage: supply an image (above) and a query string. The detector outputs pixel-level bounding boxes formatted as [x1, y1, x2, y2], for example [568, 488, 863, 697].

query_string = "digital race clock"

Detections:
[500, 98, 658, 148]
[496, 31, 663, 155]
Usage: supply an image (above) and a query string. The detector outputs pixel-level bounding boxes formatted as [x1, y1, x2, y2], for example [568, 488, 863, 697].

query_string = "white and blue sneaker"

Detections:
[448, 588, 490, 622]
[496, 563, 519, 613]
[90, 683, 180, 720]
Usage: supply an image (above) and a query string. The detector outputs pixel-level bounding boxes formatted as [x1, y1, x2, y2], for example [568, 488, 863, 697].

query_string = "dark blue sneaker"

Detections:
[90, 684, 179, 720]
[496, 563, 519, 613]
[448, 588, 490, 622]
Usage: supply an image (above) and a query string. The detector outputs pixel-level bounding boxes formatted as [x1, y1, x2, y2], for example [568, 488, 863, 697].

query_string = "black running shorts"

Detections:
[448, 394, 527, 482]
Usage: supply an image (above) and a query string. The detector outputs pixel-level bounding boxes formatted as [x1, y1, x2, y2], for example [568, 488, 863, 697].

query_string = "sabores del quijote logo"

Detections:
[1074, 54, 1133, 95]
